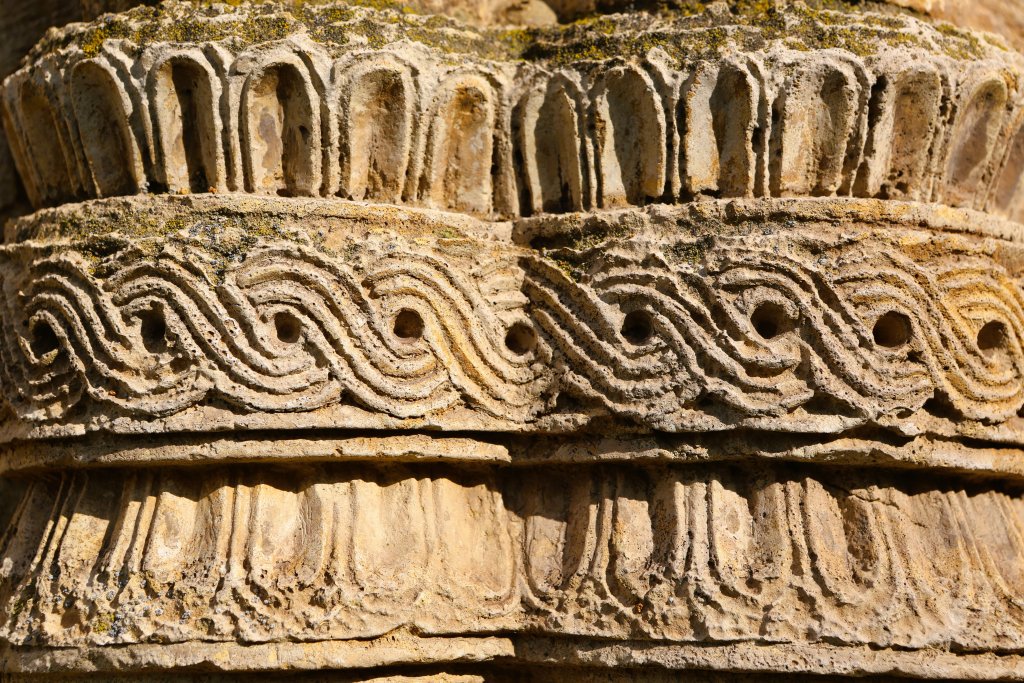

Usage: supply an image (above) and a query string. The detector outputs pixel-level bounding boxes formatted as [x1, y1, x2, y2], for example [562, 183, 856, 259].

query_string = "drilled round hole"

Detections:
[620, 310, 654, 345]
[138, 307, 168, 353]
[29, 320, 59, 359]
[505, 322, 537, 356]
[977, 320, 1008, 358]
[872, 311, 912, 348]
[393, 309, 424, 342]
[274, 311, 302, 344]
[750, 302, 792, 340]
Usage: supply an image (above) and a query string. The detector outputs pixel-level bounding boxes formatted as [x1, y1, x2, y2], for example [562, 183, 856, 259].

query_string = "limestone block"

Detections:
[1, 1, 1024, 681]
[3, 458, 1024, 678]
[0, 197, 1022, 446]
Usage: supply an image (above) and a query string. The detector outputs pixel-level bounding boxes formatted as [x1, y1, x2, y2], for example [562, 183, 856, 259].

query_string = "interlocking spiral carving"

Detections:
[2, 211, 1024, 441]
[0, 241, 542, 422]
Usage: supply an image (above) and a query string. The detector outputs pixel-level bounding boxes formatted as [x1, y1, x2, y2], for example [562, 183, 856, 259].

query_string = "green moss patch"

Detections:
[30, 0, 1009, 65]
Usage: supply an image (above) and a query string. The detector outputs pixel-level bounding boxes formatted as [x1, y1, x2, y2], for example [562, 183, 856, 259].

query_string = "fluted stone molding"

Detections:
[3, 2, 1024, 681]
[3, 3, 1024, 217]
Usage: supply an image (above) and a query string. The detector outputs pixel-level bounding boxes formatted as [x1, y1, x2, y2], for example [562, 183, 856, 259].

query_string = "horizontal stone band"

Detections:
[5, 430, 1024, 480]
[2, 2, 1024, 221]
[3, 198, 1024, 444]
[2, 460, 1021, 664]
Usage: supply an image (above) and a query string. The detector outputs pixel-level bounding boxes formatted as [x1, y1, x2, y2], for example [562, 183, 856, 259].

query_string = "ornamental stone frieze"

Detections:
[2, 1, 1024, 681]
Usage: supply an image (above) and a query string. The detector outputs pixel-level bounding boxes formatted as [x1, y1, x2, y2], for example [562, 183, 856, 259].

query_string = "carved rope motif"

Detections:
[2, 226, 1023, 438]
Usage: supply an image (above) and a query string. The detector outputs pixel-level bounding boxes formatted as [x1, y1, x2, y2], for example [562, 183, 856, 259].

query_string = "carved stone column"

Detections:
[2, 2, 1024, 680]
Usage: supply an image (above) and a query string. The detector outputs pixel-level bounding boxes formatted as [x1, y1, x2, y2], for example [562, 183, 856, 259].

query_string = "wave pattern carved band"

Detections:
[3, 202, 1024, 443]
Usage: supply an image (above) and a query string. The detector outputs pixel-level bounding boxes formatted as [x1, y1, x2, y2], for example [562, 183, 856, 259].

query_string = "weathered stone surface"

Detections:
[3, 458, 1024, 676]
[928, 0, 1024, 53]
[5, 667, 1016, 682]
[0, 0, 83, 225]
[2, 1, 1024, 681]
[5, 3, 1024, 216]
[1, 198, 1024, 446]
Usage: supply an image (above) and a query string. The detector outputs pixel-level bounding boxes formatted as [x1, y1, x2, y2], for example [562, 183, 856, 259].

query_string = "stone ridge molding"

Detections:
[2, 459, 1024, 678]
[9, 431, 1024, 480]
[2, 2, 1024, 221]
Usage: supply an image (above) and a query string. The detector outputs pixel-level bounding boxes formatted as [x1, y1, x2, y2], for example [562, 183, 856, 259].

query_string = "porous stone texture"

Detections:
[924, 0, 1024, 53]
[2, 1, 1024, 681]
